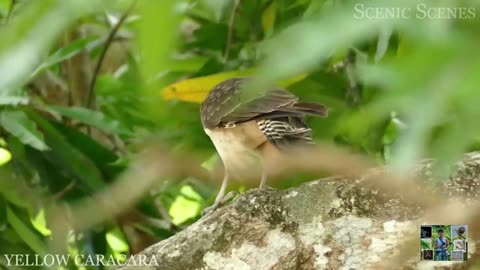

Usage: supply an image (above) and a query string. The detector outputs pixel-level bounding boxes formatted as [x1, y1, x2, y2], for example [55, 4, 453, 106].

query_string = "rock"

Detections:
[118, 153, 480, 270]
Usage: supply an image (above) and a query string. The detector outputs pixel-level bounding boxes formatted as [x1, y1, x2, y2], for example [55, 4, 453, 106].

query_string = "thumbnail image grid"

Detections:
[420, 225, 468, 261]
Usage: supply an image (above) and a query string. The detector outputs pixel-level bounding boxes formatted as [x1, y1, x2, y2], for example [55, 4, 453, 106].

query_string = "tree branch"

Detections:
[118, 152, 480, 270]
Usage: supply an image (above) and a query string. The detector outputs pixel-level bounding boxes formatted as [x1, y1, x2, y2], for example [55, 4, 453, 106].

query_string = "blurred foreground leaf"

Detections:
[0, 96, 29, 106]
[31, 35, 103, 78]
[0, 110, 49, 151]
[0, 0, 103, 91]
[7, 207, 46, 255]
[47, 106, 133, 136]
[28, 110, 105, 191]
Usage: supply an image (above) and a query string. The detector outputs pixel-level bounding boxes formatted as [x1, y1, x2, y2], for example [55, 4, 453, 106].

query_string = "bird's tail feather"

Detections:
[291, 101, 328, 117]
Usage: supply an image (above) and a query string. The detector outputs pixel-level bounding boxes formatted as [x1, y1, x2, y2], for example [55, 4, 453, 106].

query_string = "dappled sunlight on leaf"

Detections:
[106, 227, 129, 259]
[0, 147, 11, 166]
[169, 185, 203, 225]
[31, 209, 52, 236]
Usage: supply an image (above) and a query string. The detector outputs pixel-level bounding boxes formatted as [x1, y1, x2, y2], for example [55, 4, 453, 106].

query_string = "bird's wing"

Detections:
[201, 78, 326, 128]
[220, 89, 300, 124]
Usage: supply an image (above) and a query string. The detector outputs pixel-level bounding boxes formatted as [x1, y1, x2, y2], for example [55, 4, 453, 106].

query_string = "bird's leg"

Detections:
[214, 172, 229, 204]
[202, 173, 236, 216]
[259, 170, 267, 188]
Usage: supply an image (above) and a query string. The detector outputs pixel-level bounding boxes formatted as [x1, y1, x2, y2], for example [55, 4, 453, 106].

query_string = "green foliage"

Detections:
[0, 110, 49, 150]
[47, 106, 133, 136]
[0, 0, 479, 268]
[6, 207, 47, 255]
[32, 35, 103, 78]
[421, 239, 431, 250]
[28, 110, 106, 192]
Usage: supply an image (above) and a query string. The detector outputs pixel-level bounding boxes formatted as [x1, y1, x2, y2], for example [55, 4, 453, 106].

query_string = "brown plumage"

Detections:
[200, 77, 327, 214]
[201, 78, 327, 129]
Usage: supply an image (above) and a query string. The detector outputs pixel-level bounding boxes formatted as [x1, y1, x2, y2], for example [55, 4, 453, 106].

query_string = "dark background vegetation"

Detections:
[0, 0, 479, 268]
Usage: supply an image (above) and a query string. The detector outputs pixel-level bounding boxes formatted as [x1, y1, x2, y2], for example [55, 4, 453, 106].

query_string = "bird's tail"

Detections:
[291, 101, 328, 118]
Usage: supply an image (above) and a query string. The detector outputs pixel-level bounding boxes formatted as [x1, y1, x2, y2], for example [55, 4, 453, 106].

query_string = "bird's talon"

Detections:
[222, 190, 237, 201]
[201, 191, 237, 216]
[201, 204, 218, 216]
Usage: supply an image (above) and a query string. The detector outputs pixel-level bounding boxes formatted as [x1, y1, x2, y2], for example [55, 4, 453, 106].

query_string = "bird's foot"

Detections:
[201, 191, 237, 216]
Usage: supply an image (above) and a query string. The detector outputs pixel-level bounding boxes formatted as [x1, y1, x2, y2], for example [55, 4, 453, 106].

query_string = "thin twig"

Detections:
[52, 180, 76, 201]
[85, 1, 137, 108]
[223, 0, 241, 63]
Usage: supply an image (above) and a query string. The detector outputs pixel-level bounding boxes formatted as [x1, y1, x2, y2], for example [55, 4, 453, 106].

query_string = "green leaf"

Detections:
[30, 209, 51, 236]
[0, 0, 104, 91]
[6, 207, 47, 255]
[262, 0, 276, 35]
[27, 110, 105, 191]
[375, 27, 392, 63]
[106, 227, 129, 253]
[169, 185, 202, 225]
[0, 228, 40, 263]
[53, 122, 122, 180]
[47, 106, 133, 136]
[0, 110, 49, 151]
[31, 36, 103, 78]
[0, 0, 10, 14]
[138, 0, 181, 85]
[192, 0, 231, 23]
[0, 95, 29, 106]
[303, 0, 326, 18]
[0, 166, 33, 210]
[0, 147, 11, 166]
[0, 195, 6, 231]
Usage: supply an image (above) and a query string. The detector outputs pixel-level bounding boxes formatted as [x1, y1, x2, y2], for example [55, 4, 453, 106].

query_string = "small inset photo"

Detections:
[451, 250, 464, 261]
[453, 239, 466, 252]
[432, 225, 452, 261]
[451, 225, 468, 241]
[421, 238, 431, 250]
[421, 225, 432, 239]
[422, 250, 433, 261]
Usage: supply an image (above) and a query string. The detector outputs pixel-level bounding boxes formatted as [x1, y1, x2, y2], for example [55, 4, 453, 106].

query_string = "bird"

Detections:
[200, 77, 327, 214]
[456, 227, 466, 239]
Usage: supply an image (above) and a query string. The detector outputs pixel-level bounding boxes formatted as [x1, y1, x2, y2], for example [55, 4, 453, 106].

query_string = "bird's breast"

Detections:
[204, 122, 267, 179]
